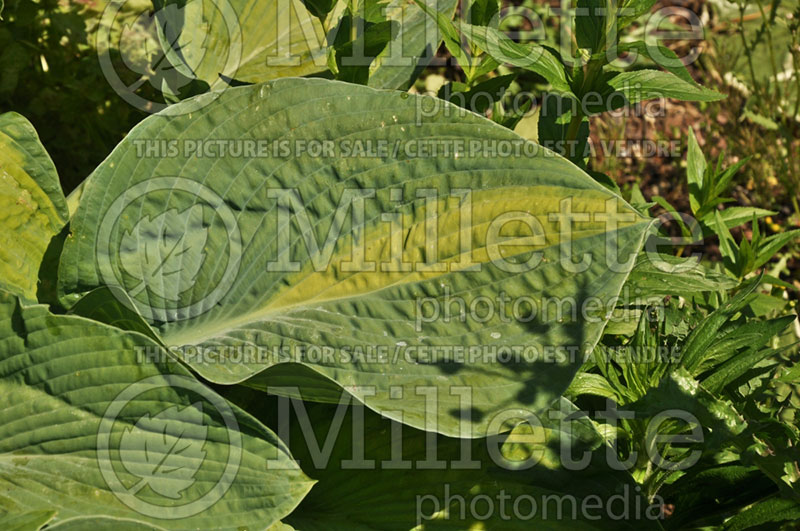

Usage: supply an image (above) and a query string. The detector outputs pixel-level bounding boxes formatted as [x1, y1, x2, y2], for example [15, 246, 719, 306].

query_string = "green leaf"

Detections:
[779, 362, 800, 383]
[702, 206, 774, 230]
[458, 22, 572, 93]
[119, 205, 209, 303]
[680, 277, 761, 373]
[471, 53, 502, 80]
[722, 496, 800, 531]
[617, 40, 697, 85]
[368, 0, 460, 90]
[695, 317, 792, 374]
[468, 0, 499, 26]
[651, 196, 690, 237]
[410, 0, 472, 72]
[267, 522, 296, 531]
[0, 290, 313, 528]
[624, 253, 737, 298]
[301, 0, 338, 21]
[43, 515, 167, 530]
[512, 105, 539, 143]
[438, 73, 517, 114]
[0, 112, 68, 301]
[626, 368, 747, 447]
[58, 78, 652, 438]
[66, 176, 88, 218]
[589, 170, 623, 195]
[660, 465, 774, 529]
[712, 157, 749, 199]
[576, 0, 606, 53]
[754, 229, 800, 270]
[1, 509, 56, 531]
[744, 291, 787, 317]
[153, 0, 457, 91]
[742, 109, 780, 130]
[334, 19, 395, 85]
[119, 405, 208, 500]
[686, 128, 706, 215]
[564, 372, 619, 401]
[153, 0, 327, 88]
[68, 286, 162, 343]
[237, 394, 654, 530]
[537, 93, 590, 163]
[702, 317, 795, 393]
[617, 0, 658, 29]
[714, 210, 740, 274]
[607, 70, 725, 107]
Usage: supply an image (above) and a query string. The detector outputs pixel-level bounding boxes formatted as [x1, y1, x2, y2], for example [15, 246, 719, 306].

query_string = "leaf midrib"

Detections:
[164, 219, 650, 346]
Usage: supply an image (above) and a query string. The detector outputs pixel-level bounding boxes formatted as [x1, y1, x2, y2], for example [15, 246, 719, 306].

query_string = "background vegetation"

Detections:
[1, 0, 799, 528]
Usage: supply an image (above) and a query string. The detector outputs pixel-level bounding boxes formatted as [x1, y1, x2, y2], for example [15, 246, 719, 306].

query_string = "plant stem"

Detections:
[565, 111, 585, 143]
[756, 0, 781, 100]
[739, 2, 761, 94]
[565, 59, 603, 144]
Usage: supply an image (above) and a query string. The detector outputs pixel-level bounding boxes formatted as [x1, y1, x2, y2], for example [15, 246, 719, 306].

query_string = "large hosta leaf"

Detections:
[224, 389, 660, 530]
[0, 290, 312, 528]
[0, 112, 68, 300]
[153, 0, 327, 88]
[59, 78, 652, 437]
[154, 0, 453, 91]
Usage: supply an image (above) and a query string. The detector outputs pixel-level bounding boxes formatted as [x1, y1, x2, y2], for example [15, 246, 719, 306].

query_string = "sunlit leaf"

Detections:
[59, 78, 653, 438]
[0, 112, 68, 301]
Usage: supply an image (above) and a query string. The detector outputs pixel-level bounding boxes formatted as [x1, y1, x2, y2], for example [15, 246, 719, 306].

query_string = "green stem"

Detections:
[756, 0, 780, 100]
[792, 35, 800, 121]
[565, 60, 603, 143]
[565, 111, 585, 143]
[739, 3, 761, 94]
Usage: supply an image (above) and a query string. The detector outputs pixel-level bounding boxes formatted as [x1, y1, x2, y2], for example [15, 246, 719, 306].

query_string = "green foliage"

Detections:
[58, 78, 652, 438]
[0, 0, 798, 529]
[707, 0, 800, 214]
[0, 0, 150, 192]
[0, 74, 666, 529]
[0, 291, 313, 527]
[415, 0, 723, 168]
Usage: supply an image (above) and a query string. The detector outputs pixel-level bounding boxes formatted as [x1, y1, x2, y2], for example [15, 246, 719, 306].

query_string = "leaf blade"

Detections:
[59, 78, 653, 438]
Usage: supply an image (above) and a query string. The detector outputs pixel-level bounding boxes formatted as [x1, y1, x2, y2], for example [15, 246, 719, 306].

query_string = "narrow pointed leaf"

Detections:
[457, 22, 572, 93]
[753, 229, 800, 270]
[686, 128, 705, 215]
[617, 41, 697, 85]
[624, 253, 737, 297]
[607, 70, 725, 106]
[680, 277, 761, 373]
[702, 207, 774, 230]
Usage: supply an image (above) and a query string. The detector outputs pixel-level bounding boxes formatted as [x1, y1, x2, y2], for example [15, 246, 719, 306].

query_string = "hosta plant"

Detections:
[1, 79, 662, 528]
[1, 0, 799, 529]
